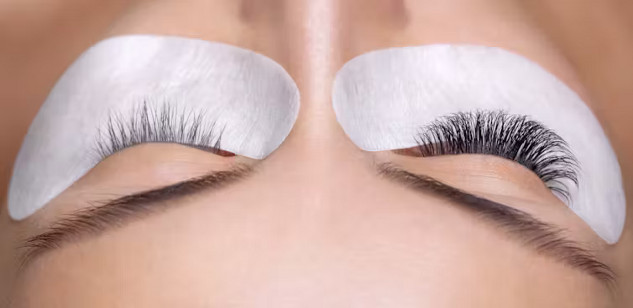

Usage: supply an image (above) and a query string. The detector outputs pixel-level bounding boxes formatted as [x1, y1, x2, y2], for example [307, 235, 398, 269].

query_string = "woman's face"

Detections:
[1, 0, 632, 307]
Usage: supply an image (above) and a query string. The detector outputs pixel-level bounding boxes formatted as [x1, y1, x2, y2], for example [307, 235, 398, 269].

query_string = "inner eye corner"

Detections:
[174, 143, 237, 158]
[209, 147, 236, 157]
[391, 146, 424, 157]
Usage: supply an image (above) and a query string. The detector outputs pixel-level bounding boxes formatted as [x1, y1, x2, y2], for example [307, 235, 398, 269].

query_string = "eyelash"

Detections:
[414, 110, 580, 201]
[94, 102, 226, 160]
[96, 106, 576, 199]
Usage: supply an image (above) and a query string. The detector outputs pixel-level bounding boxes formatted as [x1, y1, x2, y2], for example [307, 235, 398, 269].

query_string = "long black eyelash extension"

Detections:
[94, 101, 224, 160]
[415, 110, 580, 202]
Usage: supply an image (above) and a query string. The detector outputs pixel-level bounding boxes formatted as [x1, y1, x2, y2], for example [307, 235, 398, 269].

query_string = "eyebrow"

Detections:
[19, 164, 253, 267]
[18, 161, 615, 288]
[376, 163, 615, 287]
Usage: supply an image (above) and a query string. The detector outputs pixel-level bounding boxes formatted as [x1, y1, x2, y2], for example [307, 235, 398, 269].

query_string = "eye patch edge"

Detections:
[8, 34, 300, 221]
[332, 44, 625, 244]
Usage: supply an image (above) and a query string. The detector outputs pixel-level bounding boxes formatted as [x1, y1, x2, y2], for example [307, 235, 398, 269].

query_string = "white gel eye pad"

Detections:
[333, 45, 625, 243]
[9, 34, 299, 220]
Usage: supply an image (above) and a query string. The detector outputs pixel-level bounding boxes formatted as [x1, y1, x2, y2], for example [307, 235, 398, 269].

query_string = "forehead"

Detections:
[11, 152, 607, 307]
[14, 191, 606, 307]
[1, 1, 630, 306]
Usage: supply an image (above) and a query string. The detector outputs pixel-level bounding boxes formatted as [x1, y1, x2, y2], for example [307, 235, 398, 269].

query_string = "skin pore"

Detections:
[1, 0, 633, 307]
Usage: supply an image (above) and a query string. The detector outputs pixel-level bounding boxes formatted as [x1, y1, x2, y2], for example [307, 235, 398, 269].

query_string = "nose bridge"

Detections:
[261, 0, 370, 194]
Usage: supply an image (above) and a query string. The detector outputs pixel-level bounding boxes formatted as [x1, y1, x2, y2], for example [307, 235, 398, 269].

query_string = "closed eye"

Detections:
[404, 110, 580, 203]
[95, 101, 234, 162]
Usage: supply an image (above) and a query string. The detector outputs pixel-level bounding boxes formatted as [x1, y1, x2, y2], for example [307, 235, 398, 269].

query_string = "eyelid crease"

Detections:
[377, 163, 615, 287]
[18, 164, 253, 269]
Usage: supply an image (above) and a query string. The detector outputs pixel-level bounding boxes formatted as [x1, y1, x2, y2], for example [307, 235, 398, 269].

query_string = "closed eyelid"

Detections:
[94, 102, 229, 162]
[332, 44, 625, 243]
[410, 110, 579, 203]
[18, 164, 255, 268]
[8, 35, 299, 221]
[385, 152, 563, 205]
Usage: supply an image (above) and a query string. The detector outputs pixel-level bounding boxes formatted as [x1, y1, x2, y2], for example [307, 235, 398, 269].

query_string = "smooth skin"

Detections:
[1, 0, 632, 307]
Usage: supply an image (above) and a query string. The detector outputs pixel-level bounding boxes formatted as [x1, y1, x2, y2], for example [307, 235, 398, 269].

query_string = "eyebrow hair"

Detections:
[376, 163, 615, 287]
[17, 161, 615, 289]
[19, 164, 253, 267]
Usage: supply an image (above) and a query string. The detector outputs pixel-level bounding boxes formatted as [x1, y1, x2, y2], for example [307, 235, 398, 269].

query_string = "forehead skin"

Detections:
[1, 0, 633, 306]
[6, 148, 609, 307]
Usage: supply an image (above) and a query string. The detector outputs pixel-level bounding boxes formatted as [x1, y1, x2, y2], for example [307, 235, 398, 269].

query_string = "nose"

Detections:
[254, 0, 375, 208]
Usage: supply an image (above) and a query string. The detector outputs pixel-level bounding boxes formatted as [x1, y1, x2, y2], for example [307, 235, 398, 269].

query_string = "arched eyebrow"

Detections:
[377, 163, 616, 288]
[17, 161, 615, 289]
[18, 164, 254, 268]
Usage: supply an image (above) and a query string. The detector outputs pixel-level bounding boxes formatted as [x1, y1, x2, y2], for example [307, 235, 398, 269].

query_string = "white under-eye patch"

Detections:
[9, 35, 299, 220]
[333, 45, 625, 244]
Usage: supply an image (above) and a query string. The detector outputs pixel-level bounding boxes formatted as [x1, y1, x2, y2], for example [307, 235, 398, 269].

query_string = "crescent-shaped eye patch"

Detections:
[9, 35, 299, 220]
[333, 45, 625, 244]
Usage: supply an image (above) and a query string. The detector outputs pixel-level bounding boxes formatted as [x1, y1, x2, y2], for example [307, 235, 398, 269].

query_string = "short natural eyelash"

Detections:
[94, 102, 224, 160]
[414, 110, 580, 202]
